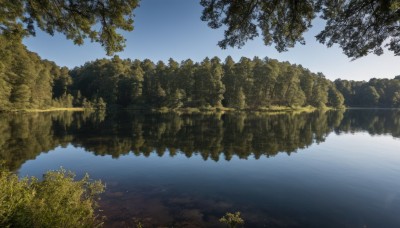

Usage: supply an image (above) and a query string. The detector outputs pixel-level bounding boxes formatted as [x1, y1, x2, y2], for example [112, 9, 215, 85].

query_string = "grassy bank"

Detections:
[6, 107, 86, 113]
[3, 105, 344, 114]
[147, 105, 321, 114]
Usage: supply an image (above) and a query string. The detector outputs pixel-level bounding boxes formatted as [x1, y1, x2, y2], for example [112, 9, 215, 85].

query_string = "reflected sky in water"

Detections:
[18, 135, 400, 226]
[2, 109, 400, 227]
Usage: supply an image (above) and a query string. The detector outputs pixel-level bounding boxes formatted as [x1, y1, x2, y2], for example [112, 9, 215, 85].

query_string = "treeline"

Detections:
[335, 77, 400, 107]
[1, 35, 399, 110]
[69, 55, 344, 109]
[0, 36, 74, 110]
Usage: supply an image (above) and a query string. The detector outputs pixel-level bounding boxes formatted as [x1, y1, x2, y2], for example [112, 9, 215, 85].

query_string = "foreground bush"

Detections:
[219, 211, 245, 228]
[0, 168, 105, 228]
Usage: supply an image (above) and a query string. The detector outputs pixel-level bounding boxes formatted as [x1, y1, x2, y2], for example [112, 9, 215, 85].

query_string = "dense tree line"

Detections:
[0, 35, 397, 111]
[335, 77, 400, 107]
[69, 55, 344, 110]
[2, 37, 400, 111]
[0, 36, 74, 111]
[0, 1, 397, 111]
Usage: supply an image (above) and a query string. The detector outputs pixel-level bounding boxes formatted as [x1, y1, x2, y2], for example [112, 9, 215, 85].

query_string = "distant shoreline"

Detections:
[4, 106, 398, 114]
[145, 106, 320, 114]
[1, 107, 86, 113]
[1, 106, 318, 114]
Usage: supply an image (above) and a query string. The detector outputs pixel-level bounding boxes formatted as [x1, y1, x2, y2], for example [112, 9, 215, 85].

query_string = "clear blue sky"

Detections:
[23, 0, 399, 81]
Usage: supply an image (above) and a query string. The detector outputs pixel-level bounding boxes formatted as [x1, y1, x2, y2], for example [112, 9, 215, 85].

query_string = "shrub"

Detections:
[219, 211, 244, 228]
[0, 167, 105, 228]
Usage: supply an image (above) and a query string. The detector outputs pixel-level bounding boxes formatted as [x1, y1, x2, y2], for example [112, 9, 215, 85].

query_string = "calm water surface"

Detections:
[1, 110, 400, 227]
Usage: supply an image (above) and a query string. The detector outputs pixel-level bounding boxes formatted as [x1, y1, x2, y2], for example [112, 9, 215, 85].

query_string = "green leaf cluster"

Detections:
[0, 0, 138, 55]
[219, 211, 244, 228]
[0, 167, 105, 227]
[201, 0, 400, 59]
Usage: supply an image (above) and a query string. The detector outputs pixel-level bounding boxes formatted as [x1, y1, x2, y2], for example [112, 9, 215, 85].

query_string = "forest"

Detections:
[1, 36, 400, 111]
[1, 2, 400, 227]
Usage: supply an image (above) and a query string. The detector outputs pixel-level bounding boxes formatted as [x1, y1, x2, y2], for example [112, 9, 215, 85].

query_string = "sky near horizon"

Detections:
[23, 0, 399, 81]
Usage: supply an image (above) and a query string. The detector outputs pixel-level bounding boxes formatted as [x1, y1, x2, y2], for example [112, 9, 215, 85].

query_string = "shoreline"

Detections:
[0, 105, 362, 114]
[2, 107, 86, 113]
[146, 106, 320, 114]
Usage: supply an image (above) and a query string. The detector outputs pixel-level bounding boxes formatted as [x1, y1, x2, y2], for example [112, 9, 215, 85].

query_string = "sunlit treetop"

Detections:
[0, 0, 139, 55]
[200, 0, 400, 59]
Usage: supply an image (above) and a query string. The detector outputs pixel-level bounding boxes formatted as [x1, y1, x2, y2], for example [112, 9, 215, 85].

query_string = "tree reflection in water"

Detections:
[1, 109, 400, 171]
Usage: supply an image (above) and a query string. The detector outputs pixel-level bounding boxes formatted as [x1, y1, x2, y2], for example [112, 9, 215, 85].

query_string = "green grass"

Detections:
[7, 105, 339, 114]
[7, 107, 85, 113]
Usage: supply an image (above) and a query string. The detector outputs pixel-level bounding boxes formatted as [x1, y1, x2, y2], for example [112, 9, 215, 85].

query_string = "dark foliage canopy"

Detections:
[0, 0, 138, 55]
[1, 0, 399, 58]
[201, 0, 400, 59]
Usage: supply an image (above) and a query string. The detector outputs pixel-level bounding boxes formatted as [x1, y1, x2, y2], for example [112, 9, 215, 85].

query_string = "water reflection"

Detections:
[3, 109, 400, 227]
[336, 109, 400, 137]
[1, 109, 400, 170]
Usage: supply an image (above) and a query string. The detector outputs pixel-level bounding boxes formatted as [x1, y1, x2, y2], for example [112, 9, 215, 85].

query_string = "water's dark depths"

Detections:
[1, 109, 400, 227]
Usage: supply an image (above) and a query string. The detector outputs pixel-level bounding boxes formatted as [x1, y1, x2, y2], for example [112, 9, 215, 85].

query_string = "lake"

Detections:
[1, 109, 400, 227]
